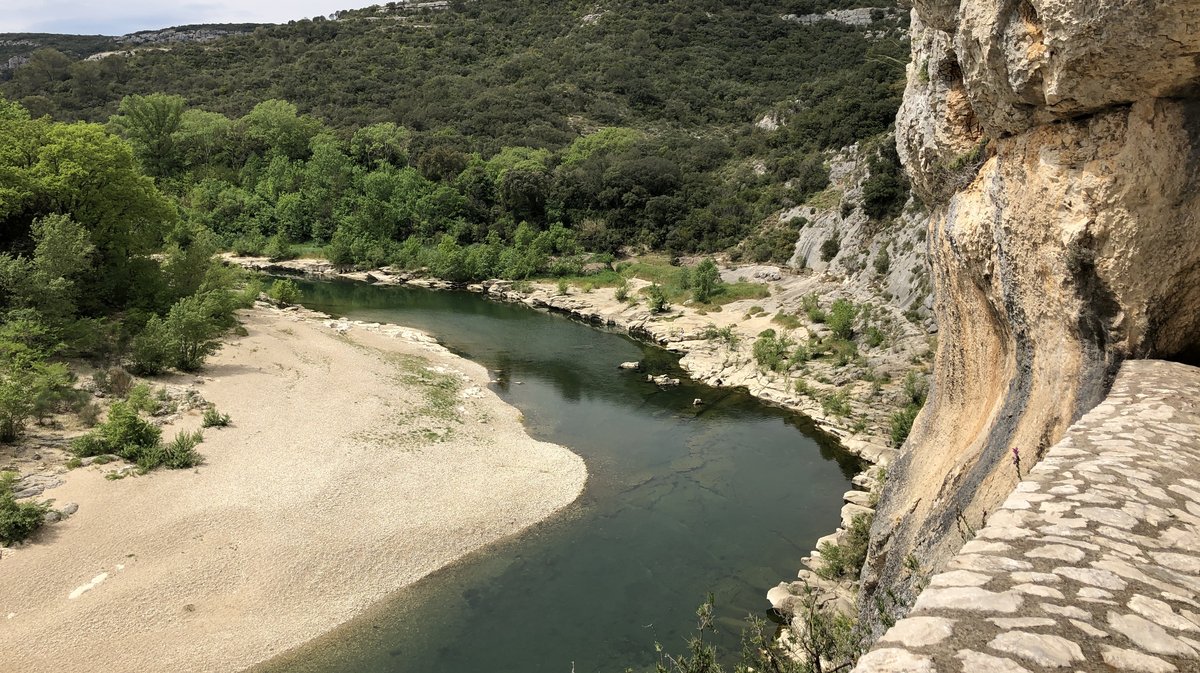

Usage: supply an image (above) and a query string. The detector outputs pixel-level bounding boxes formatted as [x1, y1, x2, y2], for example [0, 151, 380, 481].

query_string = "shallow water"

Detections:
[255, 278, 860, 673]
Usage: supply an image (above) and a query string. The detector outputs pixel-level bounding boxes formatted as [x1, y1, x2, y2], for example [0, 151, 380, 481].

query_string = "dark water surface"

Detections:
[255, 278, 860, 673]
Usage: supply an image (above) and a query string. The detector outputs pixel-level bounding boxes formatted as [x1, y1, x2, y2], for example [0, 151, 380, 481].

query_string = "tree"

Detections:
[239, 99, 324, 161]
[109, 93, 187, 177]
[0, 113, 175, 307]
[692, 258, 721, 303]
[349, 122, 410, 168]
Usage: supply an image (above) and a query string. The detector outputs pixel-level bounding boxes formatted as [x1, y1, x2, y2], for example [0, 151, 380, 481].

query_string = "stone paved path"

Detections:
[854, 360, 1200, 672]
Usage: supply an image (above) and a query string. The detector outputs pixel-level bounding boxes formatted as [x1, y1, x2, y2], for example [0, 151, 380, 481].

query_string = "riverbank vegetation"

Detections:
[1, 0, 908, 278]
[0, 97, 256, 446]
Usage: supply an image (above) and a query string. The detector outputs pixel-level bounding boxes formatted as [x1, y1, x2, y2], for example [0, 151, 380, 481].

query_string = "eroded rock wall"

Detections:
[865, 0, 1200, 634]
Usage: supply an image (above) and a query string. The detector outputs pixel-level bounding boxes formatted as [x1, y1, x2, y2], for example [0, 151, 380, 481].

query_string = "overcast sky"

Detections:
[2, 1, 381, 35]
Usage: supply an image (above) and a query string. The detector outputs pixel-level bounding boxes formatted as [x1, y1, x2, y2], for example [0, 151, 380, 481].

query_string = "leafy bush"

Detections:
[691, 258, 721, 303]
[827, 299, 857, 340]
[0, 327, 75, 443]
[267, 279, 301, 304]
[890, 371, 929, 446]
[646, 283, 669, 313]
[890, 405, 921, 446]
[263, 233, 296, 262]
[820, 235, 841, 262]
[821, 389, 852, 417]
[159, 430, 204, 469]
[801, 292, 826, 323]
[202, 407, 232, 428]
[90, 401, 162, 460]
[873, 246, 891, 275]
[129, 317, 173, 375]
[0, 472, 50, 545]
[816, 512, 872, 580]
[125, 383, 159, 415]
[753, 329, 795, 373]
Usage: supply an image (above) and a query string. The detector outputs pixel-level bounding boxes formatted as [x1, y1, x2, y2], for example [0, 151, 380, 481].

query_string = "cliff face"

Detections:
[865, 0, 1200, 631]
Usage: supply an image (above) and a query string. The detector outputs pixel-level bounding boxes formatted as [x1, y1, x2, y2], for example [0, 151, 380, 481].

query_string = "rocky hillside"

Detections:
[863, 0, 1200, 635]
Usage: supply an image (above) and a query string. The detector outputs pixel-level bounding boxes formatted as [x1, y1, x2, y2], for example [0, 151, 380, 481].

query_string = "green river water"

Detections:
[254, 278, 860, 673]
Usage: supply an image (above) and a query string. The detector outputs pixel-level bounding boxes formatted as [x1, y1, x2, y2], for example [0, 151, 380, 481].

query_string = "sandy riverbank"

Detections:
[0, 304, 586, 673]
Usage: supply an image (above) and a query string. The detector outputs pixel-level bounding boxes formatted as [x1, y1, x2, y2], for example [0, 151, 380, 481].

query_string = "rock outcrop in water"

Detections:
[864, 0, 1200, 634]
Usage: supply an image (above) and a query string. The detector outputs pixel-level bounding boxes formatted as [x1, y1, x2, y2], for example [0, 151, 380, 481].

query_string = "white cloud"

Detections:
[1, 1, 381, 35]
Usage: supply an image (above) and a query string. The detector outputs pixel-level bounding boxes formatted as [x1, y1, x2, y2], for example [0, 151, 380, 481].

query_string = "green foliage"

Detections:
[263, 233, 295, 261]
[889, 371, 929, 446]
[614, 279, 630, 303]
[647, 283, 670, 314]
[691, 258, 721, 304]
[873, 246, 891, 275]
[267, 279, 301, 305]
[801, 293, 826, 323]
[700, 324, 739, 349]
[820, 235, 841, 263]
[645, 590, 864, 673]
[816, 512, 872, 580]
[827, 299, 857, 340]
[889, 405, 920, 447]
[0, 471, 50, 545]
[201, 407, 231, 428]
[861, 142, 910, 220]
[821, 388, 852, 417]
[124, 382, 158, 415]
[157, 429, 204, 470]
[753, 329, 795, 373]
[0, 323, 75, 443]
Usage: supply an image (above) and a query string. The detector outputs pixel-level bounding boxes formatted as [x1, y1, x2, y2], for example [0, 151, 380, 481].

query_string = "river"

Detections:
[253, 278, 860, 673]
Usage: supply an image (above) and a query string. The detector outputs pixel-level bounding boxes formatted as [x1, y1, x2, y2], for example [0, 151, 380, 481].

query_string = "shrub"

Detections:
[267, 279, 301, 305]
[159, 430, 203, 469]
[820, 235, 841, 262]
[201, 407, 232, 428]
[94, 366, 133, 397]
[0, 335, 74, 443]
[72, 401, 162, 461]
[614, 279, 630, 302]
[232, 231, 268, 257]
[125, 383, 158, 415]
[556, 279, 569, 295]
[0, 472, 50, 545]
[890, 405, 920, 446]
[821, 389, 852, 416]
[78, 401, 102, 427]
[128, 317, 173, 375]
[647, 283, 669, 313]
[692, 258, 721, 303]
[164, 294, 226, 371]
[753, 329, 795, 373]
[801, 293, 825, 323]
[816, 512, 872, 580]
[827, 299, 857, 340]
[263, 233, 295, 261]
[873, 247, 891, 275]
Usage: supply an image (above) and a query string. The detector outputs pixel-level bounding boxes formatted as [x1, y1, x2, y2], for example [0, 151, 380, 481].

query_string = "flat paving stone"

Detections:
[853, 362, 1200, 673]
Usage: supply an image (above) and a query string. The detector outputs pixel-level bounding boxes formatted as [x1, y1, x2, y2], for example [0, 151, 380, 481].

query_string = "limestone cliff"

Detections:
[864, 0, 1200, 633]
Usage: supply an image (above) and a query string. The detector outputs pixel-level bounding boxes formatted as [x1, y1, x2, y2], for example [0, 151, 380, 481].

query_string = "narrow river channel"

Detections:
[253, 278, 861, 673]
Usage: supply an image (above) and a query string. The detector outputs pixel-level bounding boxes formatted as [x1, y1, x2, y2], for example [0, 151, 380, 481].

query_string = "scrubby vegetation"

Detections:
[889, 370, 928, 446]
[816, 512, 872, 581]
[0, 471, 51, 545]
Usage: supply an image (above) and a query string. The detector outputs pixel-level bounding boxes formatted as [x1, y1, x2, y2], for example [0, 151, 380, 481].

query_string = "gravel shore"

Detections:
[0, 304, 586, 673]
